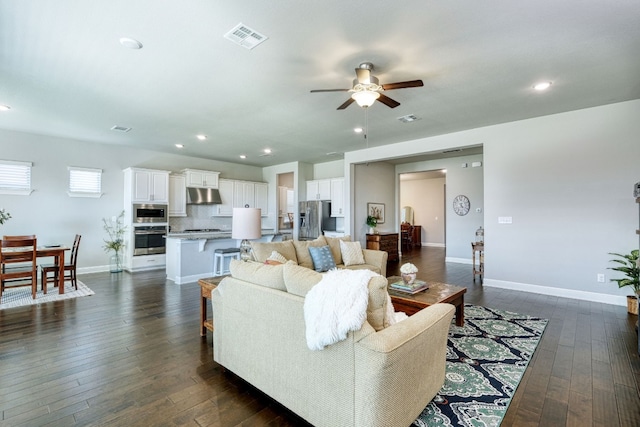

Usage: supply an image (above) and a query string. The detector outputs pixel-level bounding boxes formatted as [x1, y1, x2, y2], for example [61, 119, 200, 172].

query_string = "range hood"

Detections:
[187, 187, 222, 204]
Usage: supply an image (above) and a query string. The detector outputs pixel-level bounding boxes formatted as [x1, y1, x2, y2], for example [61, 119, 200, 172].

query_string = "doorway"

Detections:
[399, 169, 447, 249]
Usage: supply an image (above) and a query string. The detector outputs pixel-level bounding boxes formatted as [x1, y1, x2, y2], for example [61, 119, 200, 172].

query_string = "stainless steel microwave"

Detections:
[133, 204, 168, 223]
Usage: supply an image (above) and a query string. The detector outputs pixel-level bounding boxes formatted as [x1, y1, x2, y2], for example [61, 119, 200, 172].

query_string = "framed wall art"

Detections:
[367, 203, 385, 224]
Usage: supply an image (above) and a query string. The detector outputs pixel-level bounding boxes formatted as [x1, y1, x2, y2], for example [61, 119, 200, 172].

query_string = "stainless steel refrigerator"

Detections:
[299, 200, 336, 240]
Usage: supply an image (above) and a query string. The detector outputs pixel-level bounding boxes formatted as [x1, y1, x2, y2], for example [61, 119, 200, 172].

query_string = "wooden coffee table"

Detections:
[387, 277, 467, 326]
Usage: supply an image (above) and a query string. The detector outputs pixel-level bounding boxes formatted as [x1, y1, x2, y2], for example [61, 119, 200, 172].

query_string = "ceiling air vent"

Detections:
[224, 23, 268, 50]
[110, 125, 132, 133]
[397, 114, 420, 123]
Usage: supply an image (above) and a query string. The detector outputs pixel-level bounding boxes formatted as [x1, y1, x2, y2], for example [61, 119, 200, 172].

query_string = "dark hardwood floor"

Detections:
[1, 246, 638, 426]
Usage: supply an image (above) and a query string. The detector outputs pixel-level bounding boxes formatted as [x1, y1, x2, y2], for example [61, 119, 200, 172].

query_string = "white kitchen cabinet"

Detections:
[182, 169, 220, 188]
[214, 178, 234, 216]
[330, 178, 344, 217]
[126, 168, 169, 203]
[169, 174, 187, 217]
[306, 179, 331, 200]
[212, 179, 268, 216]
[255, 182, 268, 215]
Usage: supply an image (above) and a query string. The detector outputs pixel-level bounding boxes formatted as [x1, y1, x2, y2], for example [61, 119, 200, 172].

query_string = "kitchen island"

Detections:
[165, 230, 277, 284]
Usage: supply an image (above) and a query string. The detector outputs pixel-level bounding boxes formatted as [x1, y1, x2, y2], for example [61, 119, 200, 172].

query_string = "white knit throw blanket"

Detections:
[303, 268, 375, 351]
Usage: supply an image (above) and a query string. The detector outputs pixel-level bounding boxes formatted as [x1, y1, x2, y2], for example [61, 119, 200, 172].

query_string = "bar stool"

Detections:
[213, 248, 241, 276]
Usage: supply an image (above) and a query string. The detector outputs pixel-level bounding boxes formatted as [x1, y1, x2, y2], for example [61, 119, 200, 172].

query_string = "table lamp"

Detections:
[232, 207, 261, 261]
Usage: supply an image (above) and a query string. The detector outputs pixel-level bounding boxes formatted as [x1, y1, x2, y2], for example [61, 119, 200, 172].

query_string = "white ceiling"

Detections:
[1, 0, 639, 167]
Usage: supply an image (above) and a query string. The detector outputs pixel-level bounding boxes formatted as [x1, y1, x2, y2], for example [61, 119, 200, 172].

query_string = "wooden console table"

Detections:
[197, 276, 226, 336]
[366, 232, 399, 262]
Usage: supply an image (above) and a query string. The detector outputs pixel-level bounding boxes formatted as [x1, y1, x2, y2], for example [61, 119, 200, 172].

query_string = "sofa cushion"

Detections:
[292, 237, 328, 269]
[324, 235, 351, 265]
[283, 262, 323, 297]
[229, 259, 286, 291]
[251, 240, 298, 264]
[308, 245, 336, 272]
[340, 240, 365, 266]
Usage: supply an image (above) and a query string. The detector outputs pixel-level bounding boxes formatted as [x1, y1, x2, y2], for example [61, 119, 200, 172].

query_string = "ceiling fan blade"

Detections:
[381, 80, 424, 90]
[310, 88, 350, 93]
[355, 68, 371, 84]
[377, 94, 400, 108]
[337, 98, 355, 110]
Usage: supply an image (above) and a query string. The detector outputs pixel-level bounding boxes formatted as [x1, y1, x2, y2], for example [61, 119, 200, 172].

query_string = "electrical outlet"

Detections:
[597, 274, 605, 283]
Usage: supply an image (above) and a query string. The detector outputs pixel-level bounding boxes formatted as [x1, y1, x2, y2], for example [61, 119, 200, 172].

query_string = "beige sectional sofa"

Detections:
[211, 260, 455, 427]
[250, 235, 388, 277]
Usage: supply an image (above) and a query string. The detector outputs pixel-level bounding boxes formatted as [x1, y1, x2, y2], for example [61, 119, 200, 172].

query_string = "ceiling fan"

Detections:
[310, 62, 423, 110]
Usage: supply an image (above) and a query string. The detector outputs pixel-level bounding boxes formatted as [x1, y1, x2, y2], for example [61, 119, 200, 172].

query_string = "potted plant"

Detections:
[0, 208, 11, 225]
[608, 249, 639, 315]
[366, 215, 378, 234]
[103, 211, 127, 273]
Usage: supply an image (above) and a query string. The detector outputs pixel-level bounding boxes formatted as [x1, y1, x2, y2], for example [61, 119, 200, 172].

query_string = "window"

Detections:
[68, 166, 102, 198]
[0, 160, 32, 195]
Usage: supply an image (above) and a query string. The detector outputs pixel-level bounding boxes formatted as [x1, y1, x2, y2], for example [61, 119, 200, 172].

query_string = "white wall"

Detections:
[0, 129, 264, 272]
[400, 176, 446, 246]
[345, 100, 640, 305]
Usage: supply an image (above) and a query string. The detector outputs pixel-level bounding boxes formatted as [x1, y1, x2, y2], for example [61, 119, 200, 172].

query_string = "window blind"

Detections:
[0, 160, 32, 194]
[68, 166, 102, 197]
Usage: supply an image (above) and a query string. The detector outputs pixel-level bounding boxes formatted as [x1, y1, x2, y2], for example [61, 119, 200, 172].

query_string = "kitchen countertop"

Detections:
[167, 229, 277, 240]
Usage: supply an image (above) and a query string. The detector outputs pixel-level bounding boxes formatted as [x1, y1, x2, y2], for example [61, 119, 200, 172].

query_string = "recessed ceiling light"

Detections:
[354, 127, 363, 133]
[119, 37, 143, 49]
[263, 148, 272, 154]
[175, 144, 184, 148]
[533, 81, 552, 91]
[239, 155, 247, 159]
[0, 105, 11, 112]
[196, 134, 207, 141]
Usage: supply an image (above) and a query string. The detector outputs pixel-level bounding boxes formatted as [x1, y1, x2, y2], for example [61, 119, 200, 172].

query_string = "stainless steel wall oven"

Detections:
[133, 225, 167, 256]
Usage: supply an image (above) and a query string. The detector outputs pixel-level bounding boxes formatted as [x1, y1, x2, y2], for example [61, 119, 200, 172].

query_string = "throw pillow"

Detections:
[292, 236, 328, 269]
[308, 245, 336, 272]
[250, 240, 298, 264]
[229, 259, 286, 291]
[340, 240, 365, 266]
[266, 250, 287, 265]
[283, 262, 323, 297]
[324, 235, 351, 265]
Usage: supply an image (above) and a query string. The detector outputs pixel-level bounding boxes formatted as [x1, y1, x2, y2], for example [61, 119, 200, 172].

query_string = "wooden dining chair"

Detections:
[400, 222, 413, 252]
[40, 234, 81, 292]
[1, 235, 38, 303]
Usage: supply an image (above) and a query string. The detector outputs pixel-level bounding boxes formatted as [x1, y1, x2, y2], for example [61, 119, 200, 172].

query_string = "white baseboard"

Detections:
[78, 265, 111, 274]
[168, 271, 221, 285]
[424, 242, 445, 247]
[483, 279, 627, 307]
[446, 257, 472, 265]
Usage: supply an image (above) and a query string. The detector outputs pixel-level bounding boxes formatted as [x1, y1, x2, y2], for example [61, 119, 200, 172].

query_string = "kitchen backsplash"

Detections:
[168, 205, 269, 232]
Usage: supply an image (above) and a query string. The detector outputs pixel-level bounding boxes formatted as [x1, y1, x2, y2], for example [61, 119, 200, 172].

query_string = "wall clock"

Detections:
[453, 195, 470, 216]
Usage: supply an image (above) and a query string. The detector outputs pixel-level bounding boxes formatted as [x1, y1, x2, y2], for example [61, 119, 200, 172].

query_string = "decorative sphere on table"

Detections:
[399, 262, 418, 285]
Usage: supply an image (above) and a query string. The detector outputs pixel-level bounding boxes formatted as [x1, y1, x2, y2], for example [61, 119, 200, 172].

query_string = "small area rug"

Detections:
[413, 304, 548, 427]
[0, 281, 94, 309]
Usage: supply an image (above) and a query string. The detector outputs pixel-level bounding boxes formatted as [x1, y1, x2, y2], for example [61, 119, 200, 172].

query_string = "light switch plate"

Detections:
[498, 216, 512, 224]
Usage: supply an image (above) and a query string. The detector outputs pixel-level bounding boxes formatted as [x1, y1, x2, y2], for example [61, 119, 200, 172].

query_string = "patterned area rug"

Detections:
[0, 280, 94, 309]
[413, 304, 548, 427]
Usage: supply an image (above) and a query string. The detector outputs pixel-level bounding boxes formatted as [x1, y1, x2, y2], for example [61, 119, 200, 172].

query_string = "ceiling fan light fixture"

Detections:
[351, 90, 380, 108]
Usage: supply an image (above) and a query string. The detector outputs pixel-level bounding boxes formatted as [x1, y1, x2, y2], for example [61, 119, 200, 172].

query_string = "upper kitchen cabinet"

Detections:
[214, 178, 234, 216]
[169, 174, 187, 217]
[182, 169, 220, 188]
[306, 178, 344, 217]
[330, 178, 344, 217]
[212, 179, 268, 216]
[306, 179, 331, 200]
[125, 167, 170, 203]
